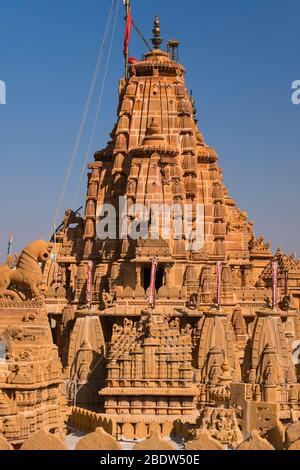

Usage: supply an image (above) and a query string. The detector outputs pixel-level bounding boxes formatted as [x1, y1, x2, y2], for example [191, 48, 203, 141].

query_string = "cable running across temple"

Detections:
[72, 0, 120, 209]
[51, 0, 117, 229]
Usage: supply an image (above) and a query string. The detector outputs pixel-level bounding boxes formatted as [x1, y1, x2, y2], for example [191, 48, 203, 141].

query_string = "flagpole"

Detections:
[216, 261, 222, 309]
[284, 268, 289, 297]
[149, 256, 158, 310]
[7, 232, 13, 257]
[124, 0, 130, 80]
[87, 260, 94, 311]
[272, 261, 278, 309]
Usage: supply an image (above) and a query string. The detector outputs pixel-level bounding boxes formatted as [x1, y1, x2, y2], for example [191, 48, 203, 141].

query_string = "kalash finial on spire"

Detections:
[151, 15, 163, 49]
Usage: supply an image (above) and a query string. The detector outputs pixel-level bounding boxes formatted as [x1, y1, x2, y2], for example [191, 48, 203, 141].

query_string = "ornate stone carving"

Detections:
[0, 304, 66, 446]
[0, 240, 51, 300]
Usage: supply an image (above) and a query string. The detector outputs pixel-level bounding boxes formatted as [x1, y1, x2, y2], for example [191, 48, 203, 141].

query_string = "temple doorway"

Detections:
[142, 266, 164, 291]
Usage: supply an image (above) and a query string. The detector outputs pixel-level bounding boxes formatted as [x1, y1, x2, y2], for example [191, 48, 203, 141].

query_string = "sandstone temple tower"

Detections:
[1, 11, 300, 448]
[39, 16, 300, 444]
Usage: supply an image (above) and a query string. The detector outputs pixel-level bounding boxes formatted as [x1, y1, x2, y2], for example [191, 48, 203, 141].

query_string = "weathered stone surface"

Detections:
[185, 429, 224, 451]
[0, 300, 66, 446]
[135, 422, 148, 439]
[75, 427, 122, 451]
[21, 429, 68, 451]
[285, 421, 300, 446]
[236, 431, 275, 451]
[161, 422, 173, 438]
[287, 438, 300, 451]
[0, 434, 13, 450]
[121, 422, 134, 440]
[265, 421, 285, 450]
[133, 432, 176, 451]
[149, 422, 161, 435]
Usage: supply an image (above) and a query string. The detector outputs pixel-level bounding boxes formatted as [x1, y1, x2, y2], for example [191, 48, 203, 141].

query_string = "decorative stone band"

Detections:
[197, 146, 218, 163]
[0, 377, 63, 390]
[130, 61, 185, 77]
[70, 406, 197, 440]
[99, 386, 198, 396]
[94, 149, 113, 161]
[0, 300, 44, 309]
[129, 144, 179, 157]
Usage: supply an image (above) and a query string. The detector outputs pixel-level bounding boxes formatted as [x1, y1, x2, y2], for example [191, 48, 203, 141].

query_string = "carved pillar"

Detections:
[136, 265, 141, 288]
[122, 354, 131, 386]
[165, 265, 171, 288]
[143, 338, 158, 385]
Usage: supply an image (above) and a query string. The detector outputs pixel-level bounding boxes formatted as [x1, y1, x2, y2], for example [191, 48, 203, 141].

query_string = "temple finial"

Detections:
[151, 15, 163, 49]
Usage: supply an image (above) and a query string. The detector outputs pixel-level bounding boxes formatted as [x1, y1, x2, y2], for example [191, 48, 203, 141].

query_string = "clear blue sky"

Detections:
[0, 0, 299, 260]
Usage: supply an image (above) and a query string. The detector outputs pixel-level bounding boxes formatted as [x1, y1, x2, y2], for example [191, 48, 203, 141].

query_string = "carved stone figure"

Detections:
[0, 240, 51, 300]
[102, 290, 113, 308]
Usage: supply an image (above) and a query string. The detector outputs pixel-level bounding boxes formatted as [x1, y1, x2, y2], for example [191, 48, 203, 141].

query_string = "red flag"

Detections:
[86, 261, 93, 309]
[7, 232, 13, 256]
[272, 261, 278, 309]
[149, 256, 158, 309]
[128, 57, 138, 64]
[284, 269, 289, 297]
[216, 261, 223, 307]
[123, 8, 132, 57]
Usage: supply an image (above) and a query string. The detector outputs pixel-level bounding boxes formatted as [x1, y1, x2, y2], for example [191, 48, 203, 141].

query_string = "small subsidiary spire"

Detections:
[151, 15, 163, 49]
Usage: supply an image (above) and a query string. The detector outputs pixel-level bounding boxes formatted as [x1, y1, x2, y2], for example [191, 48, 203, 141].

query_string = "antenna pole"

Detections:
[124, 0, 130, 80]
